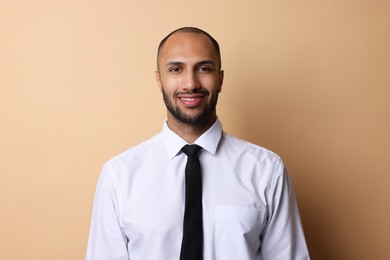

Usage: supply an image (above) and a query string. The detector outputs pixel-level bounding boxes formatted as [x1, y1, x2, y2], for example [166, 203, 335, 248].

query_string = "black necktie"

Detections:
[180, 144, 203, 260]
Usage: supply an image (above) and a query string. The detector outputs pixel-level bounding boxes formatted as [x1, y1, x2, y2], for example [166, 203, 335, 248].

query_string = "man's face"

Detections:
[156, 32, 224, 126]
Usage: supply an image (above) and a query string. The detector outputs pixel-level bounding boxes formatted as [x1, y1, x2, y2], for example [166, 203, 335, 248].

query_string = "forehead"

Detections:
[159, 32, 217, 64]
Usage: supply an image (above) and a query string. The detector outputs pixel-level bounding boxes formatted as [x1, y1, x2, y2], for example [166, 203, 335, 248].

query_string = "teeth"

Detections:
[181, 97, 199, 101]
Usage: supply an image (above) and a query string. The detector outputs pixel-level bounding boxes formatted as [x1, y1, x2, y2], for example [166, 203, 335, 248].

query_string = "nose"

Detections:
[182, 70, 200, 91]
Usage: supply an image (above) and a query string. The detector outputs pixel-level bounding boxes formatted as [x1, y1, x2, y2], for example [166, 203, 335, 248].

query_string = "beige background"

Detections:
[1, 0, 389, 259]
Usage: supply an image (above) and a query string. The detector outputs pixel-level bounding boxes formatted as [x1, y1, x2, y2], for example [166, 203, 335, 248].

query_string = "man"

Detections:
[86, 27, 310, 260]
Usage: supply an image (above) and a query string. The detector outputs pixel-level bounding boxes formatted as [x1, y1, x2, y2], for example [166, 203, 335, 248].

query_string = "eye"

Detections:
[169, 67, 181, 73]
[197, 66, 211, 72]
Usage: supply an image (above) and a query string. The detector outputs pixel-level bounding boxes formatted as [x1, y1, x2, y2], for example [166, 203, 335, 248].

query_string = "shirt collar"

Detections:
[162, 118, 223, 159]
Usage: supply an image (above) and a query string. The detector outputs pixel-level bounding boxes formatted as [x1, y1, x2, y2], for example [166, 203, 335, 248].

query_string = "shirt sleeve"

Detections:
[260, 158, 310, 260]
[86, 163, 129, 260]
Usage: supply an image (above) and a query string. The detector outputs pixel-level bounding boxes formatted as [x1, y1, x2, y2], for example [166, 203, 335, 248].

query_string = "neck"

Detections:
[167, 115, 216, 143]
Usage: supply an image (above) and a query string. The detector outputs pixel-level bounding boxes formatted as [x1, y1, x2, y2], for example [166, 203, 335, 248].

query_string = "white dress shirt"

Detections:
[86, 119, 310, 260]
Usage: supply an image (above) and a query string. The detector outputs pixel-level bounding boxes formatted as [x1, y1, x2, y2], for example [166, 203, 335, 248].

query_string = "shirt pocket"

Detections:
[214, 205, 266, 260]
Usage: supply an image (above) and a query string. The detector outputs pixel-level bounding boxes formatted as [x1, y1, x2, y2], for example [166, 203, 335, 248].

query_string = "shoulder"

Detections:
[104, 133, 164, 169]
[221, 132, 279, 158]
[220, 132, 284, 168]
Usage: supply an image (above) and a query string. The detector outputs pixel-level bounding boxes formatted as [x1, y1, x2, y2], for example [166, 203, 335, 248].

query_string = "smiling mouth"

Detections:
[177, 93, 206, 107]
[180, 97, 202, 101]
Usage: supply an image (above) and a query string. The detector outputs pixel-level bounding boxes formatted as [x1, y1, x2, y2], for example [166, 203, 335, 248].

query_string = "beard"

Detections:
[162, 87, 219, 126]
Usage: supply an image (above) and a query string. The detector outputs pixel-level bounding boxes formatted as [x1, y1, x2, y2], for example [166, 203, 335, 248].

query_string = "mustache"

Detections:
[175, 89, 209, 96]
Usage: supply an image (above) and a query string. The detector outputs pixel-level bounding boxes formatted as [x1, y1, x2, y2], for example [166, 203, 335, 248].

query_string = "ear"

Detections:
[155, 70, 162, 92]
[218, 70, 224, 93]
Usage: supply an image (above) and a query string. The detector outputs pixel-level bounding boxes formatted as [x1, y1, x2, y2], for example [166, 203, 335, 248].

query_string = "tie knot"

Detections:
[181, 144, 202, 157]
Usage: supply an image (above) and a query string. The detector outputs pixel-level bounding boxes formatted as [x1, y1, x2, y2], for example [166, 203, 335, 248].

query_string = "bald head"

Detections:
[157, 27, 222, 71]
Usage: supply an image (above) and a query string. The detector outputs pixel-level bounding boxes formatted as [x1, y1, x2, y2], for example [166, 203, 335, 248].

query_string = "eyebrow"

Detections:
[164, 60, 216, 67]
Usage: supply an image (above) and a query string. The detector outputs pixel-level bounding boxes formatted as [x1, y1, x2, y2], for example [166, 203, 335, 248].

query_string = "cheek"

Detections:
[162, 76, 180, 90]
[161, 80, 180, 98]
[205, 79, 222, 94]
[201, 73, 221, 89]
